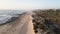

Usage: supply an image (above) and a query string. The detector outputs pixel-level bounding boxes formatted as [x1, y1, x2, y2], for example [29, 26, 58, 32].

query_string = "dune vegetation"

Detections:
[32, 9, 60, 34]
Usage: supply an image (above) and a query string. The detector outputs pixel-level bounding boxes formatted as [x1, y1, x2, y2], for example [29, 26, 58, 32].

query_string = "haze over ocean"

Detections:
[0, 0, 60, 10]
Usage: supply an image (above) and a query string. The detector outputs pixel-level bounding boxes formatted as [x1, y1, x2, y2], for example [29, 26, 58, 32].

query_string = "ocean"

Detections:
[0, 10, 25, 24]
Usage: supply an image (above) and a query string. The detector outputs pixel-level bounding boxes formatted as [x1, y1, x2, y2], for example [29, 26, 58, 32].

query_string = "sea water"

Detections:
[0, 10, 25, 24]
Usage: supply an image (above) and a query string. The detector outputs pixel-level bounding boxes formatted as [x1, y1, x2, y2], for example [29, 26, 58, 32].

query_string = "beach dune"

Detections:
[0, 13, 35, 34]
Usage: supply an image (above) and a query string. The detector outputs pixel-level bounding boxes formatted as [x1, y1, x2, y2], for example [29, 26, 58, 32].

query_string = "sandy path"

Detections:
[0, 13, 35, 34]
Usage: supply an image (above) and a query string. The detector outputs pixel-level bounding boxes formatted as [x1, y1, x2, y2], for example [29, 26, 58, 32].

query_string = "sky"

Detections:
[0, 0, 60, 10]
